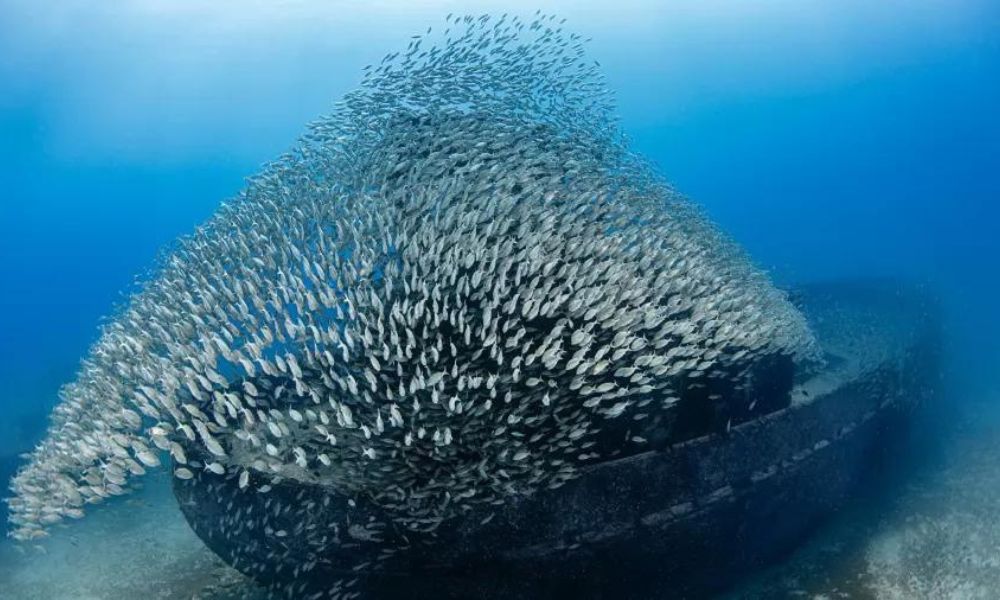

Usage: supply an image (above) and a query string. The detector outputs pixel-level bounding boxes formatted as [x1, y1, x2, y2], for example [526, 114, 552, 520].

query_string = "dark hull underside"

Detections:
[175, 279, 941, 598]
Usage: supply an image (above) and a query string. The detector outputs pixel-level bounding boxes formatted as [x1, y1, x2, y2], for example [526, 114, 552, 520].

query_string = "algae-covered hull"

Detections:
[174, 279, 940, 598]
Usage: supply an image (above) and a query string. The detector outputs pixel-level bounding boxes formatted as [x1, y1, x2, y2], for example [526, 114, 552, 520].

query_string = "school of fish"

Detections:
[6, 13, 819, 598]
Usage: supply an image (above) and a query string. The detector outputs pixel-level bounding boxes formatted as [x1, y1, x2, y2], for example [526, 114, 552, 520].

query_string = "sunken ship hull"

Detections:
[174, 279, 941, 599]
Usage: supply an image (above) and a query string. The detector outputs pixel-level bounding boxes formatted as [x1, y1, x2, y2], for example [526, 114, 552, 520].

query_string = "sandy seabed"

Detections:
[0, 472, 261, 600]
[2, 398, 999, 600]
[729, 396, 1000, 600]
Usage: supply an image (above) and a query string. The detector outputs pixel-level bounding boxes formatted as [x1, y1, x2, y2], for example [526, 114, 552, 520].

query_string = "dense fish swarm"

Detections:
[7, 13, 817, 589]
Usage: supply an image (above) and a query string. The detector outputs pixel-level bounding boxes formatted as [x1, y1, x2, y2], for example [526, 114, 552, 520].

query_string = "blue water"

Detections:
[0, 0, 998, 595]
